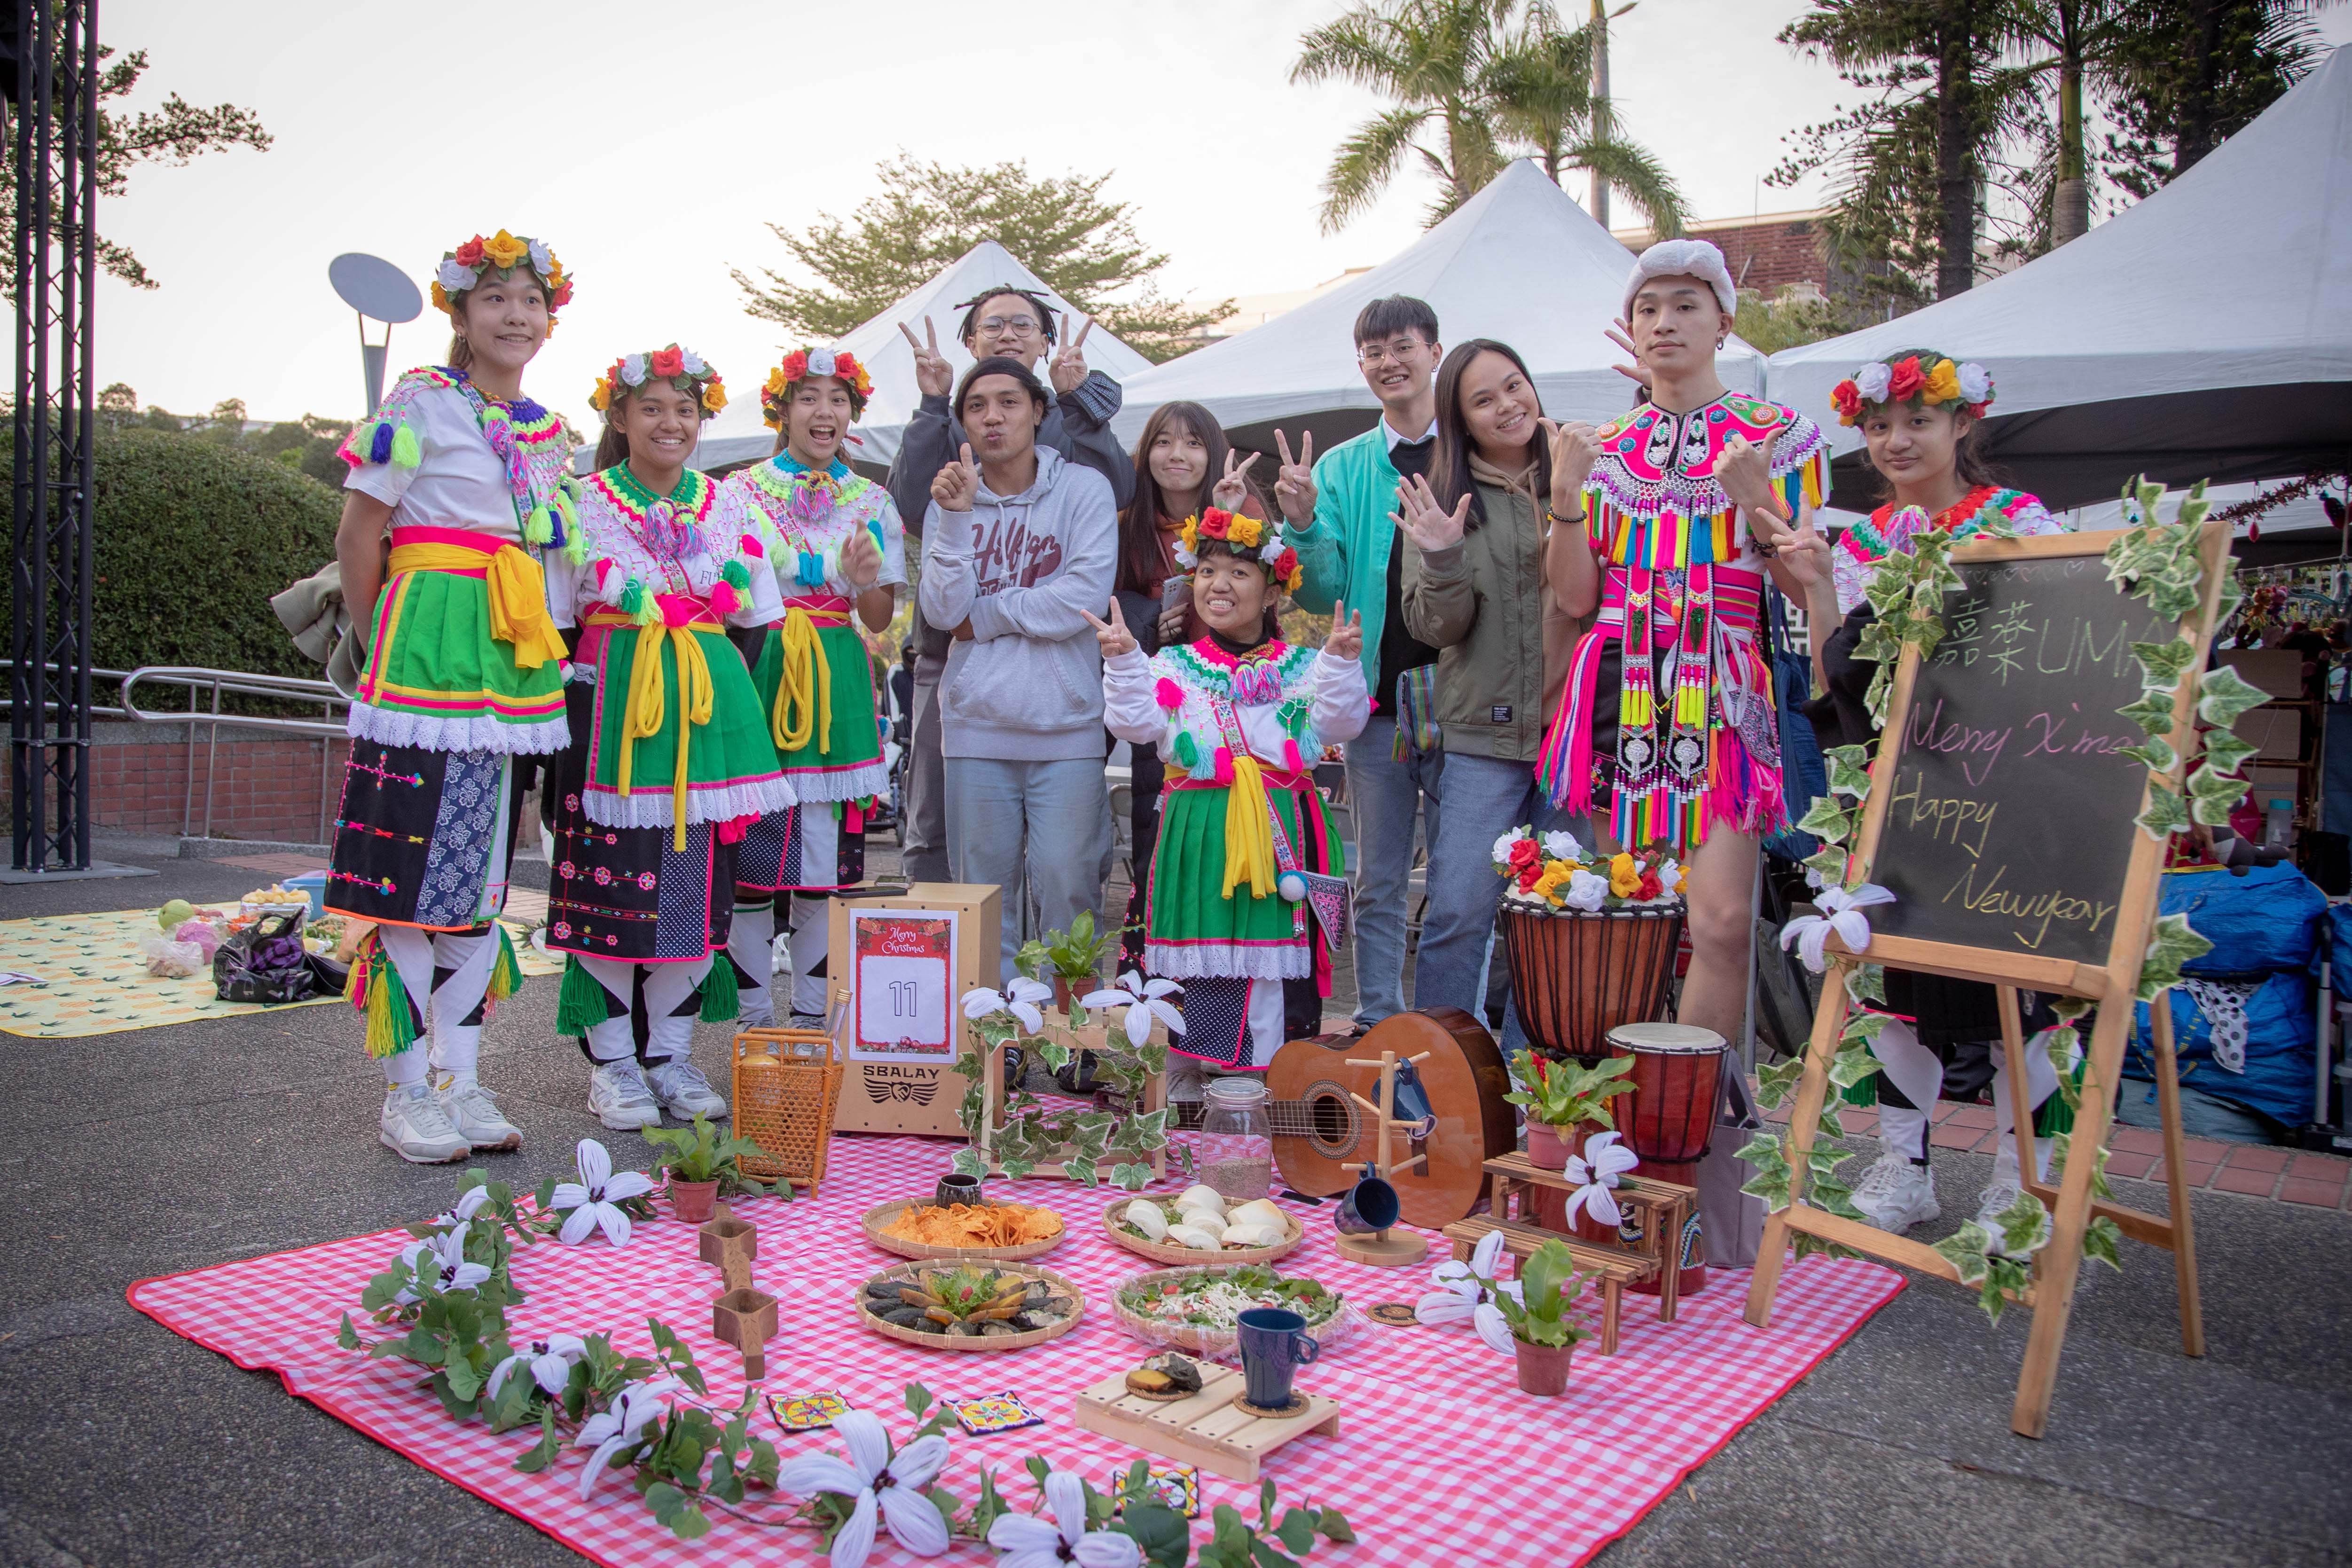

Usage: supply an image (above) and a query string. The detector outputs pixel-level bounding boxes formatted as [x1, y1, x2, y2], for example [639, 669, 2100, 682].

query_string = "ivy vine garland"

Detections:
[1745, 478, 2252, 1319]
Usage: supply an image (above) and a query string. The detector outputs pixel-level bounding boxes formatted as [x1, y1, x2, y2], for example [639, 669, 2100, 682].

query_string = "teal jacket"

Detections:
[1287, 427, 1404, 701]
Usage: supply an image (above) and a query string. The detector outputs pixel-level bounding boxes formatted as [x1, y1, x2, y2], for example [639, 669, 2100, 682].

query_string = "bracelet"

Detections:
[1544, 506, 1587, 529]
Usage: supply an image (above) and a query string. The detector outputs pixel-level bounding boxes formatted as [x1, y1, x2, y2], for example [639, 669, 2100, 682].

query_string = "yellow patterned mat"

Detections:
[0, 907, 559, 1039]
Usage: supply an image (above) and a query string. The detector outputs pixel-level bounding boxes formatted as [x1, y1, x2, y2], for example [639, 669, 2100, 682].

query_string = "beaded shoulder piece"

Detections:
[1154, 639, 1325, 777]
[1584, 392, 1829, 570]
[733, 456, 888, 592]
[337, 366, 584, 559]
[577, 467, 756, 625]
[1838, 486, 2050, 568]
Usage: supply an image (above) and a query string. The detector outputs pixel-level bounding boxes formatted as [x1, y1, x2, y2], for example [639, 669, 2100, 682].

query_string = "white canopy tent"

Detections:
[684, 239, 1156, 475]
[1770, 47, 2352, 511]
[1111, 159, 1764, 457]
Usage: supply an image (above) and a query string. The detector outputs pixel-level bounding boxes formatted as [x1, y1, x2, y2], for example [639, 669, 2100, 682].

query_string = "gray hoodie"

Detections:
[918, 444, 1118, 761]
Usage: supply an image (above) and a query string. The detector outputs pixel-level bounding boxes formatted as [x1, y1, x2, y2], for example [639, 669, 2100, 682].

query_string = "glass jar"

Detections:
[1198, 1076, 1274, 1201]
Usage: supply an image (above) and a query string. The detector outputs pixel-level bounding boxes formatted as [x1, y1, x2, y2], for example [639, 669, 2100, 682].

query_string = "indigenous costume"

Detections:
[545, 346, 791, 1115]
[1803, 353, 2070, 1235]
[327, 228, 578, 1158]
[1534, 389, 1827, 850]
[1101, 512, 1366, 1072]
[721, 346, 903, 1026]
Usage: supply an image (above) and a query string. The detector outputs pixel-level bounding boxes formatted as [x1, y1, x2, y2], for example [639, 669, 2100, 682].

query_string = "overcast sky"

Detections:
[95, 0, 2345, 435]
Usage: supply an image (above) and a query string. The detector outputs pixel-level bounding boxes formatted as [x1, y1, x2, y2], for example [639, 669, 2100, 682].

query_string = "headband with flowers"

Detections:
[1829, 353, 1993, 426]
[431, 229, 575, 333]
[589, 345, 726, 417]
[1174, 509, 1303, 595]
[760, 346, 876, 429]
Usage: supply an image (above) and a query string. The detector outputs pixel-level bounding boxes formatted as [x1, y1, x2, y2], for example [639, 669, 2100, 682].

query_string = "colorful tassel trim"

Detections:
[739, 531, 765, 558]
[2033, 1055, 2087, 1137]
[697, 957, 740, 1023]
[1212, 745, 1235, 785]
[487, 921, 522, 1005]
[339, 416, 422, 472]
[1155, 678, 1184, 712]
[1173, 731, 1200, 770]
[348, 935, 420, 1059]
[722, 559, 751, 590]
[709, 579, 742, 616]
[557, 955, 622, 1033]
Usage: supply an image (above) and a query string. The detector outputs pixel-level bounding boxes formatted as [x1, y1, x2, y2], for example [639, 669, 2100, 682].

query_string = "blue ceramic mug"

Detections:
[1334, 1164, 1400, 1235]
[1237, 1306, 1320, 1408]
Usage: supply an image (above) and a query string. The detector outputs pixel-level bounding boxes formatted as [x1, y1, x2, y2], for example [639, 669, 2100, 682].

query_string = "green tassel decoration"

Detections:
[697, 956, 741, 1022]
[487, 922, 522, 1004]
[524, 504, 554, 546]
[389, 424, 423, 470]
[557, 955, 620, 1033]
[619, 579, 647, 617]
[562, 495, 589, 565]
[361, 944, 420, 1059]
[1839, 1073, 1879, 1108]
[722, 559, 751, 590]
[1173, 731, 1199, 770]
[2034, 1056, 2087, 1137]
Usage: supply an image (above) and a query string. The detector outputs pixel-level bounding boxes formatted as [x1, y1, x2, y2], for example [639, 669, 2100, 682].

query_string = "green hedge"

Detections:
[0, 424, 344, 683]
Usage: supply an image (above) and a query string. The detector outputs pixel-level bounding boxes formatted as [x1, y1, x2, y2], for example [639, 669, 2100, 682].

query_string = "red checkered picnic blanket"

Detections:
[130, 1133, 1901, 1567]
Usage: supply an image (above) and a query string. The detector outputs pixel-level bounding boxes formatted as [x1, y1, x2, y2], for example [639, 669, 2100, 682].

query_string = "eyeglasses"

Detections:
[979, 316, 1040, 337]
[1356, 337, 1428, 366]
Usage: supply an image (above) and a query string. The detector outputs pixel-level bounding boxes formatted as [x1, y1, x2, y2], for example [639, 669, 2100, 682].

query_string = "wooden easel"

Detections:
[1744, 527, 2221, 1438]
[1333, 1045, 1431, 1266]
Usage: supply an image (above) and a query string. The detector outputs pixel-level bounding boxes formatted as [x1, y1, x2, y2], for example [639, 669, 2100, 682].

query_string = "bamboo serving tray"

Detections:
[1074, 1363, 1341, 1482]
[1099, 1203, 1305, 1268]
[858, 1261, 1084, 1353]
[861, 1199, 1068, 1262]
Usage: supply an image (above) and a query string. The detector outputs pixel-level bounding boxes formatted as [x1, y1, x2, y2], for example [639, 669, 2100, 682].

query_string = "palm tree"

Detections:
[1291, 0, 1686, 235]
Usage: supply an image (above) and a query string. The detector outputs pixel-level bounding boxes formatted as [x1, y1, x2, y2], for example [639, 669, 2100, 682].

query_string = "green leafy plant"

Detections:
[1490, 1237, 1592, 1350]
[1504, 1049, 1636, 1129]
[641, 1113, 779, 1200]
[1016, 907, 1119, 988]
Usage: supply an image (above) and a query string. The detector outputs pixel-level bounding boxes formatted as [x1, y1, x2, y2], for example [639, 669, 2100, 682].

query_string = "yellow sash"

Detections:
[1221, 753, 1278, 900]
[774, 604, 847, 754]
[613, 620, 718, 852]
[385, 541, 564, 670]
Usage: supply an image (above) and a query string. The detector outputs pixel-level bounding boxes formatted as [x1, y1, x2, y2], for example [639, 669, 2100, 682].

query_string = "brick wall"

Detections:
[3, 722, 346, 843]
[1612, 209, 1831, 299]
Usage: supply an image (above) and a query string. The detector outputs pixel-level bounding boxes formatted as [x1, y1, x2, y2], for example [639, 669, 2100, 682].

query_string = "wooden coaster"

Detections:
[1367, 1302, 1420, 1326]
[1233, 1393, 1310, 1419]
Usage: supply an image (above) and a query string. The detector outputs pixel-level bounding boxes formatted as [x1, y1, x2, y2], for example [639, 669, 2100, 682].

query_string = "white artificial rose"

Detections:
[808, 349, 838, 377]
[1491, 831, 1521, 864]
[1542, 829, 1582, 862]
[436, 259, 478, 292]
[1565, 869, 1609, 912]
[1855, 362, 1891, 402]
[619, 354, 649, 387]
[1957, 362, 1992, 404]
[681, 348, 708, 376]
[526, 239, 552, 275]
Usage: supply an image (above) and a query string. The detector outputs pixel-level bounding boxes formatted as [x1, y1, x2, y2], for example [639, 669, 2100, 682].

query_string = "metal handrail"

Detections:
[0, 660, 131, 719]
[117, 665, 353, 841]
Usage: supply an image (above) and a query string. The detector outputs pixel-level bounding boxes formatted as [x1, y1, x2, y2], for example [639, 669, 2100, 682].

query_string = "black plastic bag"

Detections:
[213, 910, 316, 1004]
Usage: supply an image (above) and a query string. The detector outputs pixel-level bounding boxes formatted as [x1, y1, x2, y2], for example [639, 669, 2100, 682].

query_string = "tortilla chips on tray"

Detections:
[879, 1201, 1063, 1249]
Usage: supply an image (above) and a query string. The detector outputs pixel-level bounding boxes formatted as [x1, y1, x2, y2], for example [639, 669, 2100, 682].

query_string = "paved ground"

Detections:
[0, 835, 2345, 1568]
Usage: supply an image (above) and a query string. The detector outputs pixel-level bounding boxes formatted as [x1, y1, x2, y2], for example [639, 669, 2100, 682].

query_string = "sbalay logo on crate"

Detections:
[861, 1063, 942, 1105]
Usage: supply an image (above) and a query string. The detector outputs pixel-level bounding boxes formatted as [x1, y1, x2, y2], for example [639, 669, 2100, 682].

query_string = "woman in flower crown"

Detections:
[329, 228, 581, 1165]
[720, 347, 904, 1028]
[1087, 517, 1367, 1086]
[1801, 350, 2071, 1245]
[542, 346, 792, 1130]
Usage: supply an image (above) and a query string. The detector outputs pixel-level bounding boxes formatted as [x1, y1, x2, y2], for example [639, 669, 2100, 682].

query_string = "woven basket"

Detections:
[862, 1199, 1068, 1262]
[732, 1027, 845, 1194]
[1100, 1201, 1305, 1268]
[1500, 902, 1683, 1061]
[858, 1261, 1084, 1353]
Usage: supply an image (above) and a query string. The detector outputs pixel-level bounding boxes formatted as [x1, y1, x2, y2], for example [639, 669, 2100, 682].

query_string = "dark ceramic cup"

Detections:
[1237, 1306, 1320, 1408]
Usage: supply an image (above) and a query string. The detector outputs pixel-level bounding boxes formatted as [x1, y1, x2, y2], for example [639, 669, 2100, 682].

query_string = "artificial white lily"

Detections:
[989, 1469, 1143, 1568]
[778, 1408, 952, 1567]
[433, 1184, 492, 1226]
[394, 1222, 492, 1302]
[548, 1138, 655, 1247]
[573, 1377, 677, 1500]
[1419, 1227, 1518, 1330]
[961, 977, 1054, 1036]
[486, 1333, 588, 1401]
[1471, 1299, 1517, 1356]
[1561, 1129, 1640, 1230]
[1779, 883, 1897, 972]
[1080, 970, 1186, 1048]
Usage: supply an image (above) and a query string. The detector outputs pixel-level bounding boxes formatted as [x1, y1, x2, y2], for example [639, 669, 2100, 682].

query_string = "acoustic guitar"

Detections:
[1258, 1007, 1518, 1228]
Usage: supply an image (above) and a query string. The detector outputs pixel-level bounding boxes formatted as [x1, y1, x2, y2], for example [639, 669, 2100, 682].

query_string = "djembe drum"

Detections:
[1499, 903, 1683, 1063]
[1606, 1022, 1729, 1296]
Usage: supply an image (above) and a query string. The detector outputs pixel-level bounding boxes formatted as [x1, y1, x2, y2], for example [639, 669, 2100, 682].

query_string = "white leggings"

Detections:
[374, 925, 499, 1087]
[1873, 1017, 2062, 1179]
[577, 953, 712, 1066]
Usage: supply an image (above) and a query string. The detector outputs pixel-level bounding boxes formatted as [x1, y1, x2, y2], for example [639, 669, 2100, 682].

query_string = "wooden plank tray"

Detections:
[1073, 1364, 1340, 1482]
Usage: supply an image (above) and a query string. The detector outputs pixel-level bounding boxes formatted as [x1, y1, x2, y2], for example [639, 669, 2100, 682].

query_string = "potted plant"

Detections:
[1493, 1237, 1593, 1396]
[1014, 908, 1121, 1093]
[1505, 1049, 1636, 1168]
[1490, 825, 1687, 1060]
[643, 1114, 775, 1224]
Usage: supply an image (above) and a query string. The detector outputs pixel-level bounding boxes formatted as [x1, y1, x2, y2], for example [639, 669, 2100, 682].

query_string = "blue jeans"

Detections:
[1414, 751, 1570, 1052]
[944, 754, 1113, 981]
[1343, 715, 1442, 1026]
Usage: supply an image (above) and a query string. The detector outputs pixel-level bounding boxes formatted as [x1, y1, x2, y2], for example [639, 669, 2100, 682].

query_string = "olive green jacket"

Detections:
[1399, 458, 1581, 762]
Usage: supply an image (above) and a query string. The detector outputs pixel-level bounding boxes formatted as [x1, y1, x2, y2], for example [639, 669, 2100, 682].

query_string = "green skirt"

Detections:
[749, 617, 886, 804]
[1144, 783, 1338, 982]
[353, 568, 567, 754]
[582, 623, 792, 828]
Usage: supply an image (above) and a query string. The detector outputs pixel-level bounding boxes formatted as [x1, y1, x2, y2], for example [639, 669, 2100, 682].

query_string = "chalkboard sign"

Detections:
[1862, 549, 2179, 968]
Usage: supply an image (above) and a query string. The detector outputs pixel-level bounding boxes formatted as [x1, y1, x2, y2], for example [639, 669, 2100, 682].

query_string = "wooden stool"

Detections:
[1441, 1216, 1654, 1355]
[1481, 1152, 1696, 1321]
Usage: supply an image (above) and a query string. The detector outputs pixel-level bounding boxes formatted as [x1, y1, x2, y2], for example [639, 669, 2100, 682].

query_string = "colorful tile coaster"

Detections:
[768, 1391, 851, 1434]
[1114, 1463, 1202, 1520]
[949, 1392, 1044, 1437]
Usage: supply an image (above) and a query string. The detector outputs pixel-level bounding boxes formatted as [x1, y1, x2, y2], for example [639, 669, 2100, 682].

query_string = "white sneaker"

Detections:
[588, 1061, 664, 1130]
[1850, 1149, 1941, 1231]
[381, 1083, 471, 1164]
[648, 1058, 729, 1121]
[434, 1070, 521, 1152]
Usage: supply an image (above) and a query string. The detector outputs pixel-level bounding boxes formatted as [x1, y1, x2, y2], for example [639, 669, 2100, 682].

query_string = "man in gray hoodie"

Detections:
[889, 288, 1134, 883]
[918, 356, 1119, 978]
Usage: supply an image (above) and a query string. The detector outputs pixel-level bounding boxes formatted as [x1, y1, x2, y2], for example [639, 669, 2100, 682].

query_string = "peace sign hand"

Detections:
[1391, 473, 1470, 551]
[1607, 315, 1651, 389]
[1211, 449, 1262, 512]
[1273, 428, 1316, 524]
[1322, 598, 1365, 662]
[898, 317, 952, 399]
[1049, 313, 1094, 396]
[1539, 417, 1603, 514]
[932, 443, 978, 514]
[1080, 597, 1139, 659]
